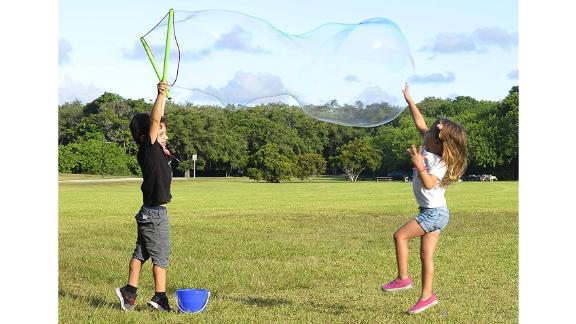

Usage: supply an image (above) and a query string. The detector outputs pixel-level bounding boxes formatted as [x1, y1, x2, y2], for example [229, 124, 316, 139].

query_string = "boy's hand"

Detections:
[402, 82, 413, 104]
[157, 82, 167, 96]
[406, 144, 425, 170]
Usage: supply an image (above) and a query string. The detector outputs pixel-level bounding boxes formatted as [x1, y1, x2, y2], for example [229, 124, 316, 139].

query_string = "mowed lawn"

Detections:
[59, 178, 518, 323]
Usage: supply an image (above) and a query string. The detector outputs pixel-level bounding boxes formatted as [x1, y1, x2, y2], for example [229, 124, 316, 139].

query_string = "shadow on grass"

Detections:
[59, 288, 118, 309]
[220, 294, 355, 316]
[220, 294, 292, 307]
[244, 296, 292, 307]
[306, 301, 350, 315]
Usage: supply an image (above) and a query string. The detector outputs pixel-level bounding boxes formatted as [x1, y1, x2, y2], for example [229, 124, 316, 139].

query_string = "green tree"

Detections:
[58, 100, 85, 145]
[194, 107, 249, 177]
[373, 114, 421, 174]
[246, 143, 296, 183]
[56, 87, 518, 179]
[322, 123, 366, 174]
[295, 153, 327, 180]
[495, 86, 519, 179]
[164, 105, 199, 176]
[241, 105, 309, 155]
[58, 139, 136, 176]
[461, 100, 502, 172]
[333, 137, 381, 182]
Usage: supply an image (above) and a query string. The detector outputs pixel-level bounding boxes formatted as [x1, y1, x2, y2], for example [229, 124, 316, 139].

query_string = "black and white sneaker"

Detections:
[115, 286, 137, 311]
[148, 294, 172, 312]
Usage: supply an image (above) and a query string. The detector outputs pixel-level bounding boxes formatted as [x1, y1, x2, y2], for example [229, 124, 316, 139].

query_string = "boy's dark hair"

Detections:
[129, 113, 167, 144]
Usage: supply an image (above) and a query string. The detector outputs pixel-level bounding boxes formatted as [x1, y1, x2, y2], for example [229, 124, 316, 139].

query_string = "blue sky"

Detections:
[58, 0, 518, 105]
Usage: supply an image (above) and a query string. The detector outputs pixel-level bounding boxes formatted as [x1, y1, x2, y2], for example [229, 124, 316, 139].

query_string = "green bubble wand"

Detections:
[140, 8, 177, 98]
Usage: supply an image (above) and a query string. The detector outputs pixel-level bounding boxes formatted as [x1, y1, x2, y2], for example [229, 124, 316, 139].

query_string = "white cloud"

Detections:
[354, 86, 398, 105]
[409, 71, 455, 84]
[474, 27, 518, 50]
[59, 39, 72, 65]
[422, 33, 477, 54]
[122, 41, 149, 60]
[507, 69, 519, 80]
[202, 71, 286, 104]
[59, 77, 103, 105]
[344, 75, 359, 82]
[131, 24, 273, 65]
[447, 93, 459, 100]
[214, 25, 268, 54]
[421, 26, 518, 54]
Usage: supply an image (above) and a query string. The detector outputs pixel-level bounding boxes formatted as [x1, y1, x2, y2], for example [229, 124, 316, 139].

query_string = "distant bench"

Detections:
[376, 177, 392, 182]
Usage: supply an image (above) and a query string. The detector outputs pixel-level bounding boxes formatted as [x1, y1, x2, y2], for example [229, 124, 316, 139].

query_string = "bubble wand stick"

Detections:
[140, 8, 174, 98]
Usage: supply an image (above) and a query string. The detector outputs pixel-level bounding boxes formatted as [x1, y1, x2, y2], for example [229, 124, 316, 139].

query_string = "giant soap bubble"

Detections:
[140, 10, 414, 127]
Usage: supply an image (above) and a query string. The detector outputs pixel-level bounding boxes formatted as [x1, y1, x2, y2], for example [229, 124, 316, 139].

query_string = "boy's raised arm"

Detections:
[402, 83, 428, 137]
[149, 82, 167, 144]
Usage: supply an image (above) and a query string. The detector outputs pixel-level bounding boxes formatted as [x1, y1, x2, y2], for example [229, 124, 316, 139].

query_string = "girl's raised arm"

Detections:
[403, 83, 428, 137]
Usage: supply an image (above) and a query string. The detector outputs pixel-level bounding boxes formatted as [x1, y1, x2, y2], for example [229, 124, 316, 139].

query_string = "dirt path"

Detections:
[58, 177, 190, 184]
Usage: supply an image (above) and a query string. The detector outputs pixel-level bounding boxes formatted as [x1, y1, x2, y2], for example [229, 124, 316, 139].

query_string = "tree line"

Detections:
[58, 86, 518, 182]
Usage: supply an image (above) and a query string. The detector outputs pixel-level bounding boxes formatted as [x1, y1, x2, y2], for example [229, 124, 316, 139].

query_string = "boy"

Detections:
[115, 82, 173, 311]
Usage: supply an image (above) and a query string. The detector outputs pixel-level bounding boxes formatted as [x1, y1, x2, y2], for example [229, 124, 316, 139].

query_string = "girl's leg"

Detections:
[420, 231, 440, 300]
[394, 219, 426, 279]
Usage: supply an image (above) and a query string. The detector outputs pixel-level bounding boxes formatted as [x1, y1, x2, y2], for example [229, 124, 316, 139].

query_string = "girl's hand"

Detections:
[402, 82, 413, 104]
[406, 144, 426, 170]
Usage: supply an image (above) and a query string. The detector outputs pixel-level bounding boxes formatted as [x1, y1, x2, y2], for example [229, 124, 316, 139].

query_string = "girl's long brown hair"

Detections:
[433, 118, 468, 187]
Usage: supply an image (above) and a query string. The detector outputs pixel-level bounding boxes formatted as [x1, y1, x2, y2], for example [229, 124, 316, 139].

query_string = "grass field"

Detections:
[59, 177, 518, 323]
[58, 173, 139, 180]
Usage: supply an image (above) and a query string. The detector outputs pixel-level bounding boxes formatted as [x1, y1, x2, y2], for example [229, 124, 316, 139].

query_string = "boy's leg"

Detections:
[147, 265, 172, 311]
[153, 265, 166, 293]
[420, 231, 440, 300]
[394, 219, 426, 279]
[116, 219, 150, 311]
[116, 258, 143, 311]
[146, 207, 172, 311]
[128, 258, 143, 287]
[128, 222, 150, 287]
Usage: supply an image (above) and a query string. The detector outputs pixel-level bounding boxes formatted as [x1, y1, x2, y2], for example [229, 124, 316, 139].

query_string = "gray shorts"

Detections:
[132, 205, 171, 269]
[415, 206, 450, 233]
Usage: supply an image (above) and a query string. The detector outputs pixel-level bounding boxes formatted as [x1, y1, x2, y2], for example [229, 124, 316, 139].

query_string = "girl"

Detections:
[381, 83, 468, 315]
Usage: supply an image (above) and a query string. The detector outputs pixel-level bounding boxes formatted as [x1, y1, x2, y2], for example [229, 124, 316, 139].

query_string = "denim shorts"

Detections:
[132, 205, 171, 269]
[415, 206, 450, 233]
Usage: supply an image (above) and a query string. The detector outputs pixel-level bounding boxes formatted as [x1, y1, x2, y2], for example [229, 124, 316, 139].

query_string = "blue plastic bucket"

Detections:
[175, 289, 210, 313]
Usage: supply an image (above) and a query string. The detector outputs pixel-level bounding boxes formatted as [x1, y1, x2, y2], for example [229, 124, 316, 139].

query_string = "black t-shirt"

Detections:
[138, 135, 172, 206]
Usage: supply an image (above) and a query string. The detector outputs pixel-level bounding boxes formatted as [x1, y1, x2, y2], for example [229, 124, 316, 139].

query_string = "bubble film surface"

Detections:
[142, 10, 414, 127]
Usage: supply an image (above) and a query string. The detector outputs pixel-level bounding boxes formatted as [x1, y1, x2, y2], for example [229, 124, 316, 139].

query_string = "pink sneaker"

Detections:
[380, 277, 413, 292]
[407, 294, 438, 314]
